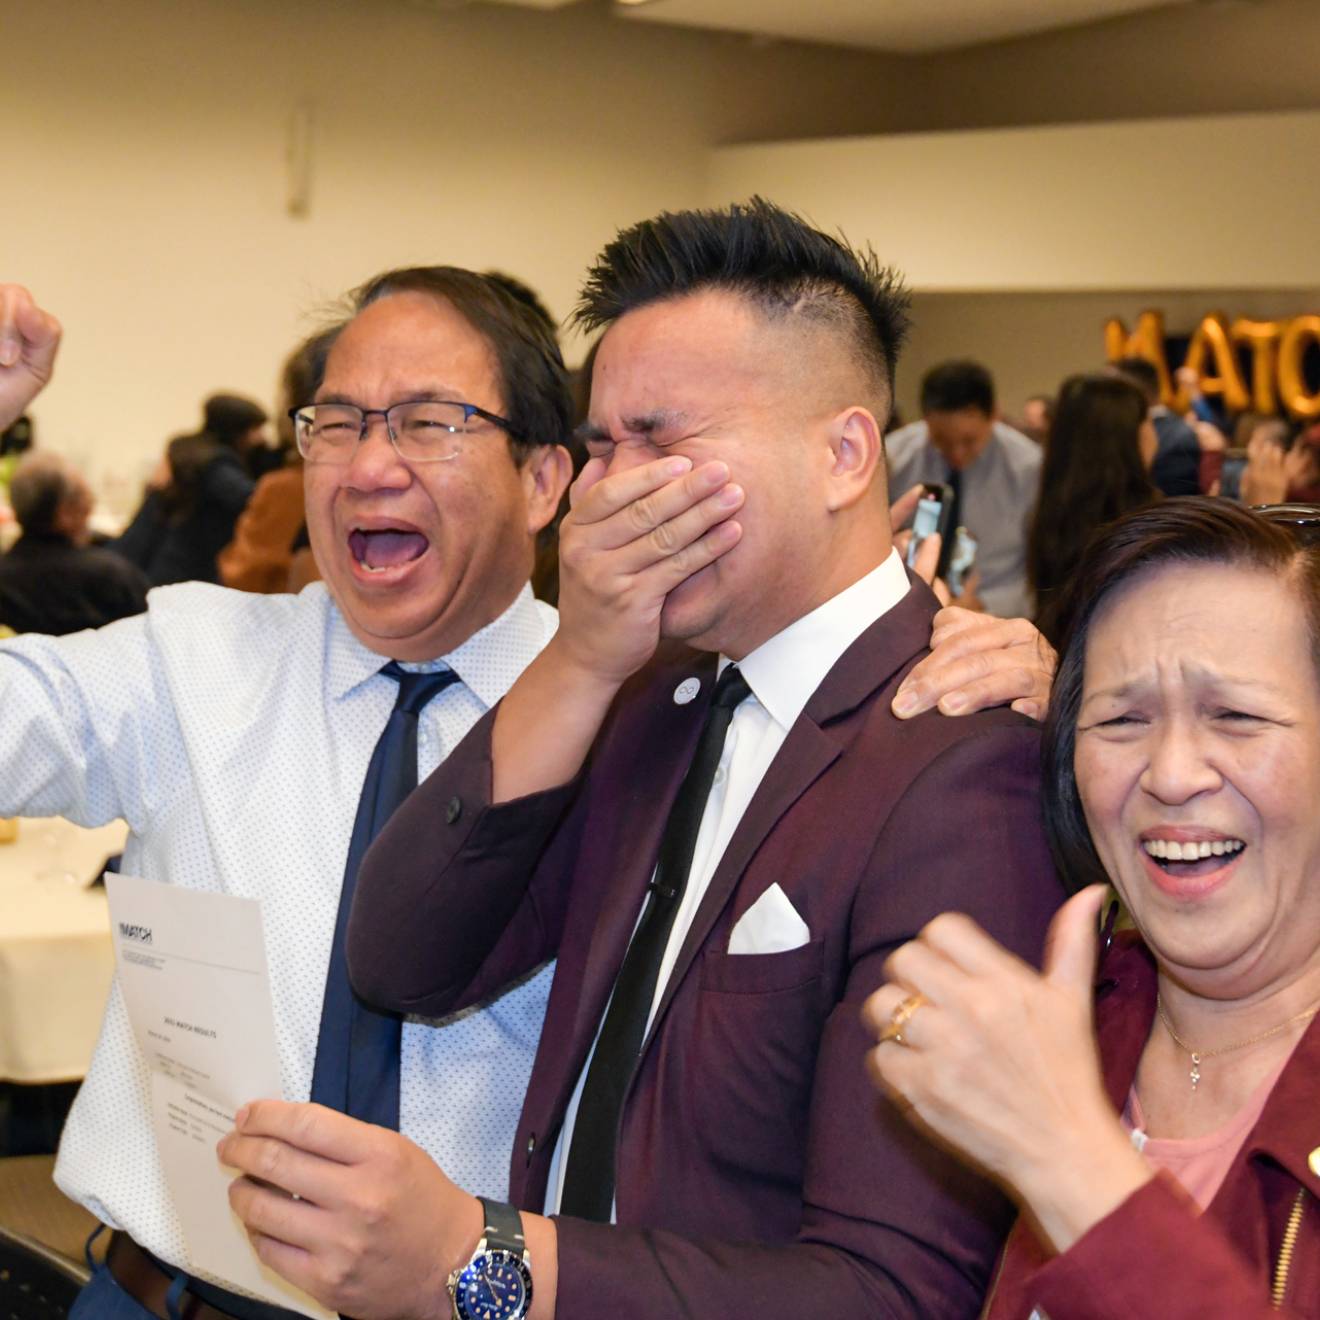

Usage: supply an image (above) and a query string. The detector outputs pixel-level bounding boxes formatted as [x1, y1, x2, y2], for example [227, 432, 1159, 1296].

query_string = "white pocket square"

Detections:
[728, 883, 810, 956]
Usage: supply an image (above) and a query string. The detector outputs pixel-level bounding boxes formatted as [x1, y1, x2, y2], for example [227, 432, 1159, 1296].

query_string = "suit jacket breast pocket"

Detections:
[688, 939, 827, 1201]
[700, 937, 825, 994]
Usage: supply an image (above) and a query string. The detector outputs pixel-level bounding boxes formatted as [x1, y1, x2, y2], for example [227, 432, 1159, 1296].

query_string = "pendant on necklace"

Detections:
[1190, 1052, 1202, 1090]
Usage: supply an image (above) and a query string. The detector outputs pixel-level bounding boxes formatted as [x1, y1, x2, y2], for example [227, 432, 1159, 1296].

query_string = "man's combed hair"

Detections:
[350, 266, 571, 460]
[572, 197, 911, 405]
[919, 360, 996, 416]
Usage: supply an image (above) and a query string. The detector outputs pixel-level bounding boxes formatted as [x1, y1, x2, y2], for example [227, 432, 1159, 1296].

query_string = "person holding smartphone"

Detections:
[886, 361, 1040, 619]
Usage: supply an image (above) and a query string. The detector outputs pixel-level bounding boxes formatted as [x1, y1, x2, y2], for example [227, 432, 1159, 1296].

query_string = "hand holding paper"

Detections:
[218, 1100, 484, 1320]
[106, 873, 333, 1319]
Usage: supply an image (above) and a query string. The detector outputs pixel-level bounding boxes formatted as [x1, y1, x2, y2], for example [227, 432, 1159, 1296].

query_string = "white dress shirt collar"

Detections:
[324, 582, 548, 706]
[724, 549, 910, 733]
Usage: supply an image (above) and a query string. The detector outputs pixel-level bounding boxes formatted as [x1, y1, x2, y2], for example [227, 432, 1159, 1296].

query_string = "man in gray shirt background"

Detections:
[886, 359, 1041, 619]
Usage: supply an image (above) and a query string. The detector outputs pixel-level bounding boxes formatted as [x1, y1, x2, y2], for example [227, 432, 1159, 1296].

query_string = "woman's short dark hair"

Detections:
[1042, 497, 1320, 892]
[572, 197, 910, 412]
[350, 266, 571, 462]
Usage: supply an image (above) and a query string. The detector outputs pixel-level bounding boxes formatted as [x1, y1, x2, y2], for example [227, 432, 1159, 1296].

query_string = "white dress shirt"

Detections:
[544, 549, 911, 1216]
[0, 580, 556, 1282]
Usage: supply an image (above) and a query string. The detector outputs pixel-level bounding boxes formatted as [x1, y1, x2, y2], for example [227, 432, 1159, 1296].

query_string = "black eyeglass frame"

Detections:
[287, 400, 519, 462]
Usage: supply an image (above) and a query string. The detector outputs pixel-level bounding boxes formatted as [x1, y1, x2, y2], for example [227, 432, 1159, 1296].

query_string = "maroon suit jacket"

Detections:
[986, 934, 1320, 1317]
[350, 582, 1064, 1318]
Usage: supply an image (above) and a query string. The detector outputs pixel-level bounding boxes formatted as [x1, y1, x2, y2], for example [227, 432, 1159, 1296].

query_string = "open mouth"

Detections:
[1141, 836, 1245, 880]
[348, 527, 429, 574]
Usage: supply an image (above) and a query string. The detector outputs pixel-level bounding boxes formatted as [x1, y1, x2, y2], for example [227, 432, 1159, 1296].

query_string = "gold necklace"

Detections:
[1157, 995, 1320, 1090]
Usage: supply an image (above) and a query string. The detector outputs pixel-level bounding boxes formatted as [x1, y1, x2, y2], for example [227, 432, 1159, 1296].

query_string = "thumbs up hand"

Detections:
[861, 887, 1153, 1253]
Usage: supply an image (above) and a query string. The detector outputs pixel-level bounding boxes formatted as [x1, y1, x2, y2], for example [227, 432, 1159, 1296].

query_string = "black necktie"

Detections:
[308, 661, 459, 1127]
[559, 664, 752, 1222]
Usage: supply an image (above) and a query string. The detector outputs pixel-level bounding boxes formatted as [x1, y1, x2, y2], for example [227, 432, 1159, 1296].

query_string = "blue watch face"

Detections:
[454, 1247, 532, 1320]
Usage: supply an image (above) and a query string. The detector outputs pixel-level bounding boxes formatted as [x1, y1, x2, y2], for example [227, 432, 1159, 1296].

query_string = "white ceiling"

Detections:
[485, 0, 1202, 54]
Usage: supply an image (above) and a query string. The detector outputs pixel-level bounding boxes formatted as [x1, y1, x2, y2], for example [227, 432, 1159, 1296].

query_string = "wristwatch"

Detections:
[448, 1198, 534, 1320]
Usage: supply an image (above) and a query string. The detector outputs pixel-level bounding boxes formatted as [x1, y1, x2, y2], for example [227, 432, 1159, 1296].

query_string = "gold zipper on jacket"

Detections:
[1272, 1187, 1308, 1309]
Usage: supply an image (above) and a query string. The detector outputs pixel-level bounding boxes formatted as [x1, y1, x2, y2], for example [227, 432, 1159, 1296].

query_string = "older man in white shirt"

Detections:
[0, 272, 574, 1319]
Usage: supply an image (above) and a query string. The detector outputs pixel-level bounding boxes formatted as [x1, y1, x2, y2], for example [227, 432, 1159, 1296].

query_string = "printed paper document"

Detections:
[106, 873, 333, 1318]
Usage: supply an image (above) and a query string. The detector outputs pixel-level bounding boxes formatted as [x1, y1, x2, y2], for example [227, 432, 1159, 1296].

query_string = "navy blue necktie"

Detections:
[309, 662, 459, 1127]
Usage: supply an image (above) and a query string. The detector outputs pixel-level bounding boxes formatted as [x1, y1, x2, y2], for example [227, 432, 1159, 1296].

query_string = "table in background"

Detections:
[0, 818, 126, 1084]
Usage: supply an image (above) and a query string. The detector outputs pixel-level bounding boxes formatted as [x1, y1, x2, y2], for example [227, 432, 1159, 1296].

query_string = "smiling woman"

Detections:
[862, 497, 1320, 1317]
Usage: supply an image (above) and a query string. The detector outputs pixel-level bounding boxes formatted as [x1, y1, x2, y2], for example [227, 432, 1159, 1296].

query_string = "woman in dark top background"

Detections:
[1027, 372, 1159, 645]
[112, 393, 267, 585]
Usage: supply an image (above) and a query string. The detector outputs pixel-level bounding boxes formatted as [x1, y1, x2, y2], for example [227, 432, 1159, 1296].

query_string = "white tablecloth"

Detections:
[0, 817, 127, 1083]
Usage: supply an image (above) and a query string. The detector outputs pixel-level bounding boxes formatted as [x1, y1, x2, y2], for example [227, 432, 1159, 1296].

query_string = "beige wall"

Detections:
[1, 0, 910, 508]
[709, 111, 1320, 292]
[717, 0, 1320, 422]
[10, 0, 1320, 507]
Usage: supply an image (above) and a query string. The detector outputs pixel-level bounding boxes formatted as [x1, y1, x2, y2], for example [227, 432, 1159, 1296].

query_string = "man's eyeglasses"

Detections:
[288, 401, 517, 464]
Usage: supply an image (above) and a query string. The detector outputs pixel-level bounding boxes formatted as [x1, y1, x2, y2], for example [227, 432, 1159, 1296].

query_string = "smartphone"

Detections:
[1220, 448, 1248, 502]
[946, 526, 978, 598]
[906, 482, 955, 581]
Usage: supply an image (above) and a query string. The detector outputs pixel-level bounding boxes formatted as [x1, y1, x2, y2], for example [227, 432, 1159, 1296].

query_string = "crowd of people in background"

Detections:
[3, 292, 1318, 644]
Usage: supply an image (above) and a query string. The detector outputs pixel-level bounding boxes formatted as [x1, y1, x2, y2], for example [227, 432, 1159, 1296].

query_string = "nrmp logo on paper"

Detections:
[118, 922, 153, 944]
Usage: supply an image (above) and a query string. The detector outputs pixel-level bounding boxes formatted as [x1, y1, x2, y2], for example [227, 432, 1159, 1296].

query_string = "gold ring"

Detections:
[878, 993, 928, 1047]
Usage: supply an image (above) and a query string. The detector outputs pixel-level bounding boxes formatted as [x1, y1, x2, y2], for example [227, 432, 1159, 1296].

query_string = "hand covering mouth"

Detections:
[348, 527, 430, 573]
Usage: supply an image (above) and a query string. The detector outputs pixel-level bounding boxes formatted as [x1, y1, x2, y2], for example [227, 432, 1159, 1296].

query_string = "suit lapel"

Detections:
[637, 581, 939, 1054]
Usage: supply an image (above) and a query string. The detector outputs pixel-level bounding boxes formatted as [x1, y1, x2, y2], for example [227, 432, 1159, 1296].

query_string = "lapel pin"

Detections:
[673, 677, 701, 705]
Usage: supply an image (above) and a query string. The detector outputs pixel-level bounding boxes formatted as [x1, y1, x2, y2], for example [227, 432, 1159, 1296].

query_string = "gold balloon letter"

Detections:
[1182, 313, 1249, 415]
[1278, 315, 1320, 420]
[1104, 311, 1173, 405]
[1231, 319, 1283, 415]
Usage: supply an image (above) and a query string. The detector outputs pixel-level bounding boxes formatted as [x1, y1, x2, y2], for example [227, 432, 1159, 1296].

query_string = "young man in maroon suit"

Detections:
[218, 201, 1062, 1320]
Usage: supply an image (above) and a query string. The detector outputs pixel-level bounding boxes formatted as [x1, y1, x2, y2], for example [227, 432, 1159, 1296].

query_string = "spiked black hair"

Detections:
[573, 197, 910, 406]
